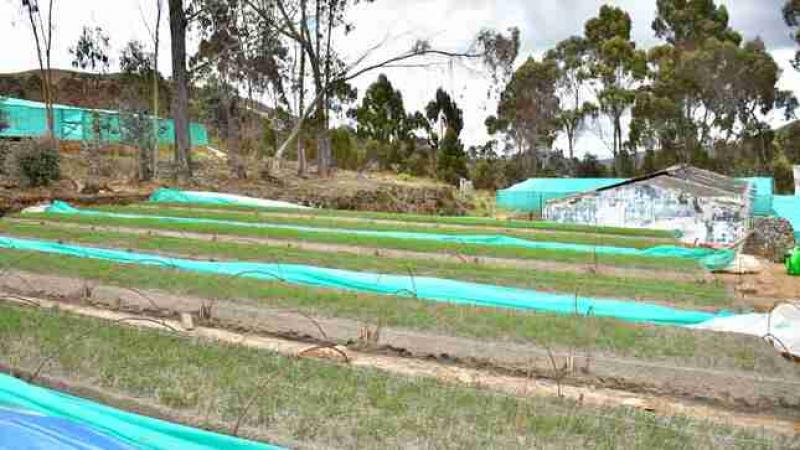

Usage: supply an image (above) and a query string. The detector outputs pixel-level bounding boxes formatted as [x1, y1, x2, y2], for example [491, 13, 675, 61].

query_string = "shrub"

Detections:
[6, 139, 60, 186]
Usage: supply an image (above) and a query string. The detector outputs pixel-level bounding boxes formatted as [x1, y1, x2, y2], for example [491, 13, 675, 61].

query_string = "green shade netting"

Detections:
[0, 235, 727, 325]
[0, 373, 281, 450]
[496, 178, 625, 214]
[773, 195, 800, 242]
[0, 97, 209, 145]
[42, 201, 735, 271]
[740, 177, 774, 217]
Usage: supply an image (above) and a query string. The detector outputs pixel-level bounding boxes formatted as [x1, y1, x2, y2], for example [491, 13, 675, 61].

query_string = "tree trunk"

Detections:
[168, 0, 192, 179]
[223, 84, 246, 179]
[613, 114, 622, 176]
[297, 43, 307, 176]
[151, 0, 162, 180]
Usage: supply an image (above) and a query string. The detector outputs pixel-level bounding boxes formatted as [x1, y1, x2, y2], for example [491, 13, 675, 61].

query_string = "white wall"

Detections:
[544, 184, 747, 245]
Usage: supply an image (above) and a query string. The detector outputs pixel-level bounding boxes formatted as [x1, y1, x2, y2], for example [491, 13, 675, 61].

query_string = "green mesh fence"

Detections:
[740, 177, 773, 216]
[496, 178, 625, 214]
[0, 97, 208, 145]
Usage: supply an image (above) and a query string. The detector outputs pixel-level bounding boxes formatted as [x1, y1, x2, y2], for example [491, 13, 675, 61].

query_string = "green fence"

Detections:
[496, 178, 625, 214]
[0, 97, 208, 145]
[740, 177, 773, 216]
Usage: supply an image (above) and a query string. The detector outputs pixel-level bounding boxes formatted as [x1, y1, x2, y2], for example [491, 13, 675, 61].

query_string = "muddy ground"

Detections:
[3, 270, 798, 419]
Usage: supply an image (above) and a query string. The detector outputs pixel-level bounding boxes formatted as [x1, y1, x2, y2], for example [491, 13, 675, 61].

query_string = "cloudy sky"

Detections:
[1, 0, 798, 157]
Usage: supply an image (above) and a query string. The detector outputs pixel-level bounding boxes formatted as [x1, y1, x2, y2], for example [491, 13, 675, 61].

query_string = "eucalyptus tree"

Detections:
[545, 36, 596, 162]
[584, 5, 646, 175]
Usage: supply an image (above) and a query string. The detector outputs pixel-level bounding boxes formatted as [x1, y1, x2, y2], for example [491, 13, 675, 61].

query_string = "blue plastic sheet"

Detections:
[0, 373, 281, 450]
[0, 235, 728, 325]
[0, 406, 135, 450]
[41, 201, 735, 271]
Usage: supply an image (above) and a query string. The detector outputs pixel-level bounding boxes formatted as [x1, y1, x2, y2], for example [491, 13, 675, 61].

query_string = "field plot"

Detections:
[19, 204, 708, 273]
[0, 304, 788, 449]
[145, 200, 677, 238]
[1, 201, 798, 448]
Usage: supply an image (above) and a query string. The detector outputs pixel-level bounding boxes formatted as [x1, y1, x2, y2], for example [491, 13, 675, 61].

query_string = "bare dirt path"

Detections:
[1, 292, 797, 436]
[7, 218, 711, 283]
[1, 270, 797, 419]
[718, 261, 800, 310]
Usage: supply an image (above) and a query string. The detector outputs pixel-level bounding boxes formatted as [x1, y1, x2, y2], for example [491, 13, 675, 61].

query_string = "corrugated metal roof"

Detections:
[594, 165, 748, 198]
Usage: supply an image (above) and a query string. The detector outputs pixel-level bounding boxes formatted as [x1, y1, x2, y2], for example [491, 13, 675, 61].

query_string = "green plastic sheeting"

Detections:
[0, 97, 209, 145]
[0, 235, 728, 325]
[496, 178, 625, 214]
[740, 177, 774, 217]
[773, 195, 800, 242]
[150, 188, 310, 210]
[42, 201, 735, 270]
[0, 373, 281, 450]
[788, 247, 800, 276]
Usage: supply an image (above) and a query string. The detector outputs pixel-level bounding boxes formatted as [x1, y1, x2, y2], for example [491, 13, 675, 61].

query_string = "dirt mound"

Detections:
[0, 151, 467, 215]
[184, 159, 467, 215]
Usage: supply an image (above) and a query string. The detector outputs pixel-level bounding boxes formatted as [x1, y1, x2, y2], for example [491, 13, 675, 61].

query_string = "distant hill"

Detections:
[0, 69, 136, 110]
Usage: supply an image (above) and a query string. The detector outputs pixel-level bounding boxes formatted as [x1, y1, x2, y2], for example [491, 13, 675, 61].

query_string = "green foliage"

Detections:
[470, 159, 503, 190]
[546, 37, 596, 160]
[584, 5, 646, 175]
[574, 153, 608, 177]
[119, 40, 153, 77]
[784, 0, 800, 70]
[349, 74, 411, 143]
[653, 0, 741, 47]
[69, 26, 111, 73]
[772, 150, 795, 194]
[261, 118, 277, 158]
[330, 127, 364, 170]
[6, 139, 60, 186]
[492, 57, 560, 176]
[425, 88, 464, 141]
[436, 128, 468, 185]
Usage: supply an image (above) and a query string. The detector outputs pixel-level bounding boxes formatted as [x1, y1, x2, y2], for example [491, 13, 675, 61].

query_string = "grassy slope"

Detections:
[0, 249, 782, 372]
[0, 221, 730, 307]
[0, 304, 781, 449]
[145, 201, 676, 238]
[96, 204, 675, 249]
[21, 213, 701, 273]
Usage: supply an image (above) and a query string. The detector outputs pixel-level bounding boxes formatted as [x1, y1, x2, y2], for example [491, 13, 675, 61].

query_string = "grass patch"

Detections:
[145, 201, 677, 238]
[0, 221, 730, 307]
[0, 304, 782, 449]
[20, 212, 702, 273]
[0, 249, 781, 373]
[96, 204, 676, 249]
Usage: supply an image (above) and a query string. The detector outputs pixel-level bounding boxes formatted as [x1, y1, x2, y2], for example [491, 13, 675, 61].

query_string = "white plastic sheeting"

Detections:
[692, 303, 800, 358]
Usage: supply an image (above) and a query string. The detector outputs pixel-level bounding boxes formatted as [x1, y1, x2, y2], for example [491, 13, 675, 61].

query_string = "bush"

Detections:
[772, 150, 794, 194]
[6, 139, 60, 186]
[436, 128, 468, 185]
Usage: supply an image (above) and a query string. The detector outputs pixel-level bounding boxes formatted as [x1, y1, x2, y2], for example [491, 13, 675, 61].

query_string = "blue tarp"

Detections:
[39, 201, 735, 271]
[0, 235, 729, 325]
[0, 406, 136, 450]
[0, 373, 281, 450]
